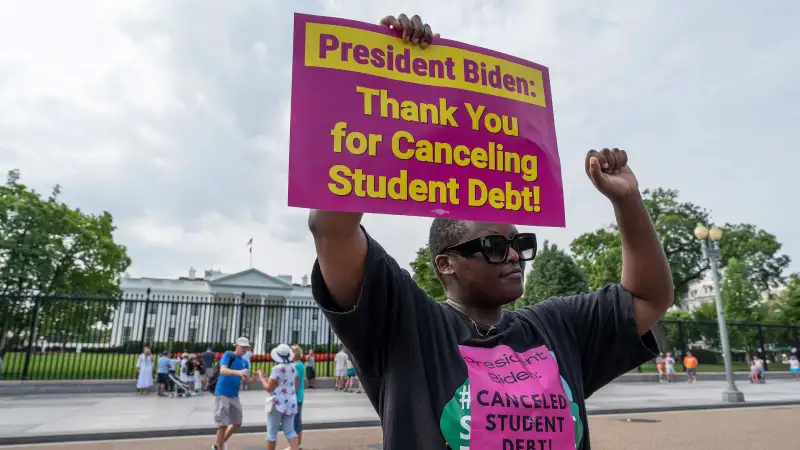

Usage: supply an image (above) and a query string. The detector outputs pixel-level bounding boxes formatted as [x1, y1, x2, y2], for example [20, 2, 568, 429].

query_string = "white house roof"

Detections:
[209, 268, 294, 289]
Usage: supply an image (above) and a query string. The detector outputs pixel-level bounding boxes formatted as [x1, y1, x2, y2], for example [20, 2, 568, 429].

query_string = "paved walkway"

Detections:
[2, 380, 800, 445]
[7, 406, 800, 449]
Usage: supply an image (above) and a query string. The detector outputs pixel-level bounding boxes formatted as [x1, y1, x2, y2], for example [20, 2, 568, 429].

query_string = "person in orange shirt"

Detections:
[683, 351, 699, 383]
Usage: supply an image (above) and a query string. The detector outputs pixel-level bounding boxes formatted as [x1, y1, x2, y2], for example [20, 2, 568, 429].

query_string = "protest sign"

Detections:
[288, 13, 565, 227]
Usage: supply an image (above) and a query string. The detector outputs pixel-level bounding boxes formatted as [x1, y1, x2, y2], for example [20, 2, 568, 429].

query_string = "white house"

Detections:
[109, 267, 335, 354]
[681, 275, 786, 313]
[682, 276, 717, 312]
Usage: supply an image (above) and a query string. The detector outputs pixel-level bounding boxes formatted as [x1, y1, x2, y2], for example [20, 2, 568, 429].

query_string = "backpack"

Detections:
[205, 354, 238, 393]
[205, 362, 221, 392]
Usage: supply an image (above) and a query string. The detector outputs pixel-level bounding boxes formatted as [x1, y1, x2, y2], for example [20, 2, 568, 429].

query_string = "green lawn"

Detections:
[0, 352, 336, 381]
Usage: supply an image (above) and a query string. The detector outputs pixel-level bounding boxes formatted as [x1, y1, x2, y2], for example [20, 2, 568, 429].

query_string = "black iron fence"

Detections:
[640, 318, 800, 373]
[1, 294, 798, 380]
[0, 293, 342, 381]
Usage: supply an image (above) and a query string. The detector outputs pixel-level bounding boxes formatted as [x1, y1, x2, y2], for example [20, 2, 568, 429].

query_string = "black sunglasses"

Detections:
[440, 233, 537, 264]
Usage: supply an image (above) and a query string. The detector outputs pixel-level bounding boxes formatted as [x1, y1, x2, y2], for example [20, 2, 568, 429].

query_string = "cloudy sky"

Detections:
[1, 0, 797, 283]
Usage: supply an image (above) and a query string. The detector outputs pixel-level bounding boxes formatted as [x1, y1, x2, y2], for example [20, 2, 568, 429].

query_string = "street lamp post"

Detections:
[694, 223, 745, 403]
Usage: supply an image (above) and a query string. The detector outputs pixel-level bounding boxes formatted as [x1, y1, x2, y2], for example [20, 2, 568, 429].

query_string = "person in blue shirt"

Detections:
[212, 337, 254, 450]
[156, 351, 178, 397]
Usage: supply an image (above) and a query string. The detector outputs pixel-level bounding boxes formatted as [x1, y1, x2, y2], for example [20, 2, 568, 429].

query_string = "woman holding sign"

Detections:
[308, 13, 670, 450]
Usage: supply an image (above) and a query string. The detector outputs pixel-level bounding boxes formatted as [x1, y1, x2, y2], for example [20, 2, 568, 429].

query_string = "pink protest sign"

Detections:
[459, 344, 576, 449]
[288, 13, 565, 227]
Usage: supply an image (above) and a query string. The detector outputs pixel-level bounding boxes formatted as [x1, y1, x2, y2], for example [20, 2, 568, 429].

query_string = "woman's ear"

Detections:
[435, 253, 455, 277]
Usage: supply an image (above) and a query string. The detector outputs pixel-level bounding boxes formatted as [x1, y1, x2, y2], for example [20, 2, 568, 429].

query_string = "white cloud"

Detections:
[1, 0, 797, 282]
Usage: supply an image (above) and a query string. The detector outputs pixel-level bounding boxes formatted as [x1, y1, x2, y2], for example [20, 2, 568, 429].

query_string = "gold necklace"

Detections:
[445, 300, 499, 337]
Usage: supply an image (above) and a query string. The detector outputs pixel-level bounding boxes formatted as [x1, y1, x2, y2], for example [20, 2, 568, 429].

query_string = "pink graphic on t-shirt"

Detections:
[458, 344, 575, 449]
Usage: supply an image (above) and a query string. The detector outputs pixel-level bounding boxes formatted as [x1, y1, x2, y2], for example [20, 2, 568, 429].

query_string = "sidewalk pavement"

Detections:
[2, 380, 800, 446]
[10, 406, 800, 450]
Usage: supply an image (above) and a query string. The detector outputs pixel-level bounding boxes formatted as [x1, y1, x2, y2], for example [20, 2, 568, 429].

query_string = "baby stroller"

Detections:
[168, 372, 193, 398]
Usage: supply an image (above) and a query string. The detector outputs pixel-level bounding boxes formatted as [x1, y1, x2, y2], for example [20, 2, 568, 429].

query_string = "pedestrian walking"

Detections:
[788, 355, 800, 380]
[180, 353, 193, 390]
[192, 354, 203, 394]
[665, 352, 676, 383]
[291, 345, 306, 447]
[135, 347, 154, 394]
[309, 39, 671, 449]
[655, 353, 666, 383]
[755, 356, 766, 383]
[202, 346, 215, 390]
[305, 349, 316, 389]
[683, 351, 698, 383]
[241, 347, 254, 391]
[167, 352, 180, 394]
[156, 351, 170, 396]
[211, 337, 254, 450]
[334, 347, 348, 391]
[343, 352, 361, 393]
[257, 343, 300, 450]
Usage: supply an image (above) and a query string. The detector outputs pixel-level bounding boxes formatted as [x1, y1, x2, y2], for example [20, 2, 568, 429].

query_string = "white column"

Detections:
[256, 295, 266, 354]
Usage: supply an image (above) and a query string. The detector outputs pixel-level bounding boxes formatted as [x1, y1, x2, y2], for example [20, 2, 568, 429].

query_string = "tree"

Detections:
[720, 224, 791, 293]
[570, 188, 790, 306]
[0, 170, 131, 354]
[684, 259, 762, 352]
[775, 273, 800, 323]
[409, 247, 445, 300]
[571, 188, 709, 303]
[569, 228, 621, 290]
[721, 258, 763, 351]
[519, 241, 589, 307]
[721, 258, 762, 322]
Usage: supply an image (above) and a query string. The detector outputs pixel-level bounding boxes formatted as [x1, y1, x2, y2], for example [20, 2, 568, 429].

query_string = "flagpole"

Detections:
[246, 237, 253, 269]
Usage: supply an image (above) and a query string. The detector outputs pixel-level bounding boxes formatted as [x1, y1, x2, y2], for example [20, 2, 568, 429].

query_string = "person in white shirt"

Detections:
[664, 352, 676, 383]
[334, 347, 349, 391]
[788, 355, 800, 381]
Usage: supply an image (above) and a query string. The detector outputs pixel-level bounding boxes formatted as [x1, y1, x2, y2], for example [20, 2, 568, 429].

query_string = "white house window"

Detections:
[125, 302, 134, 314]
[191, 304, 200, 316]
[170, 303, 178, 315]
[145, 327, 155, 342]
[292, 330, 300, 344]
[312, 310, 319, 320]
[188, 328, 197, 342]
[149, 304, 158, 314]
[218, 328, 228, 343]
[168, 327, 176, 341]
[311, 331, 318, 345]
[122, 326, 132, 344]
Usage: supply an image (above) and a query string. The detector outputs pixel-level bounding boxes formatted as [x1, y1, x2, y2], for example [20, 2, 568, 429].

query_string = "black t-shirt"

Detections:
[312, 228, 658, 450]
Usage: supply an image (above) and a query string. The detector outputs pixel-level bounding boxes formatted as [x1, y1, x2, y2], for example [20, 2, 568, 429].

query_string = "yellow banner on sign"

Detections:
[304, 23, 547, 107]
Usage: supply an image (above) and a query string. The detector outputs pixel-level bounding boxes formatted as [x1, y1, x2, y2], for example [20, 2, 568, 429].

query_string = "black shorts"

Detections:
[306, 366, 316, 380]
[157, 373, 168, 384]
